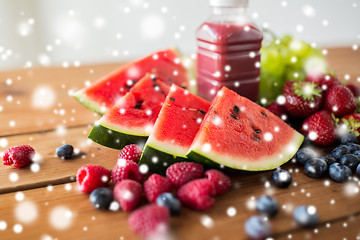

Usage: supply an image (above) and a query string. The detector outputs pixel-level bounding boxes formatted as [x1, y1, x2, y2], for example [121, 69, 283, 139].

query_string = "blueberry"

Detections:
[293, 205, 319, 228]
[56, 144, 74, 159]
[156, 192, 181, 216]
[271, 169, 292, 188]
[255, 195, 279, 217]
[339, 154, 360, 171]
[304, 158, 327, 178]
[356, 164, 360, 177]
[330, 145, 350, 160]
[341, 133, 358, 144]
[320, 155, 337, 167]
[328, 163, 352, 183]
[244, 216, 272, 239]
[346, 143, 360, 152]
[353, 150, 360, 158]
[296, 148, 317, 165]
[89, 187, 114, 210]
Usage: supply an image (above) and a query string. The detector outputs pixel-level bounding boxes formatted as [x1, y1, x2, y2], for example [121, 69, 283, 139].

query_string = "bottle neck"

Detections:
[211, 6, 247, 16]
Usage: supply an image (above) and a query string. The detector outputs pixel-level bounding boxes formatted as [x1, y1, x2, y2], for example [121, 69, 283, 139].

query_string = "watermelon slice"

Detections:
[139, 85, 210, 173]
[187, 87, 304, 171]
[88, 73, 170, 149]
[73, 48, 188, 114]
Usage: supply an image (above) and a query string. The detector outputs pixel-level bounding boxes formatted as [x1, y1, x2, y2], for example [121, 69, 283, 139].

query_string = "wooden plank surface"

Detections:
[0, 47, 360, 239]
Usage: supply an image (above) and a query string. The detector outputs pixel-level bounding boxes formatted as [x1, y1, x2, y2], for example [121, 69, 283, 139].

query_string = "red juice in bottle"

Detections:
[196, 0, 263, 101]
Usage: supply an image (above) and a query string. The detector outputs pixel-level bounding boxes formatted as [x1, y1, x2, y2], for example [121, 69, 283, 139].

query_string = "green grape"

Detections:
[260, 47, 285, 76]
[288, 39, 312, 59]
[284, 67, 306, 82]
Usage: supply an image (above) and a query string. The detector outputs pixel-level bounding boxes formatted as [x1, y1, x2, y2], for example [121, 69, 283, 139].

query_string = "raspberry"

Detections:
[204, 169, 231, 195]
[144, 174, 172, 203]
[114, 179, 142, 211]
[112, 159, 143, 184]
[2, 145, 35, 168]
[166, 162, 204, 188]
[128, 204, 170, 238]
[118, 144, 142, 164]
[76, 164, 111, 193]
[177, 179, 216, 211]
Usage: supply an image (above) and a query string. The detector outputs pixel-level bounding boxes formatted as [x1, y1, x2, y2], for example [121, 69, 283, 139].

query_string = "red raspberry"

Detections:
[111, 159, 143, 184]
[177, 179, 216, 211]
[2, 145, 35, 168]
[114, 179, 142, 212]
[128, 204, 170, 238]
[118, 144, 142, 164]
[144, 174, 172, 203]
[76, 164, 111, 193]
[166, 162, 204, 188]
[204, 169, 231, 195]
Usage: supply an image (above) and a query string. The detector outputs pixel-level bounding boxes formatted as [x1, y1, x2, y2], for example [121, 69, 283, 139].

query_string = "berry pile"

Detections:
[296, 133, 360, 182]
[266, 73, 360, 147]
[244, 194, 318, 239]
[75, 144, 231, 238]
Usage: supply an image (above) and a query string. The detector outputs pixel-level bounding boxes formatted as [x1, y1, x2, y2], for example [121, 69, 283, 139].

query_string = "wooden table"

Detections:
[1, 47, 360, 240]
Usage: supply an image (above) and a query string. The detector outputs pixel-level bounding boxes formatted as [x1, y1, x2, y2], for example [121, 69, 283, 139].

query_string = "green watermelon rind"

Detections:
[88, 123, 148, 150]
[187, 132, 304, 171]
[73, 90, 106, 115]
[139, 145, 188, 175]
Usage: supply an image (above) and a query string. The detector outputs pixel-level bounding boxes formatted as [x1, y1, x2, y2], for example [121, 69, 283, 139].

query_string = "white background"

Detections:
[0, 0, 359, 71]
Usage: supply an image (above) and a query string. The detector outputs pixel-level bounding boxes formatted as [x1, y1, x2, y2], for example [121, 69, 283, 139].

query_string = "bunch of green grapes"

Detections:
[259, 34, 326, 104]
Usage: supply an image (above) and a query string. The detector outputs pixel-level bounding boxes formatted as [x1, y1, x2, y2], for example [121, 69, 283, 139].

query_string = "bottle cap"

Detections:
[209, 0, 248, 7]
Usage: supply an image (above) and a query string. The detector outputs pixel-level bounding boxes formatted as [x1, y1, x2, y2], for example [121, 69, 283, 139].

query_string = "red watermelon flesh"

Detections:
[88, 73, 170, 149]
[187, 87, 304, 171]
[139, 84, 210, 172]
[74, 48, 188, 114]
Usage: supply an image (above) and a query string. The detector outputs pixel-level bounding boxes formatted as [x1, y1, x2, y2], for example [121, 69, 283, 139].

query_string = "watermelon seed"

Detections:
[199, 110, 206, 114]
[151, 75, 157, 81]
[254, 129, 261, 134]
[233, 106, 240, 114]
[134, 101, 143, 109]
[254, 136, 261, 141]
[170, 97, 175, 102]
[261, 112, 267, 117]
[214, 110, 218, 115]
[126, 80, 136, 88]
[230, 114, 238, 120]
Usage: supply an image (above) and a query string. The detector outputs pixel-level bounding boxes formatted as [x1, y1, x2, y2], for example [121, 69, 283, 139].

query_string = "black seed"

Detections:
[153, 84, 159, 88]
[134, 100, 143, 109]
[170, 97, 175, 102]
[210, 106, 213, 111]
[199, 110, 206, 114]
[214, 110, 218, 115]
[230, 114, 238, 120]
[180, 85, 186, 89]
[255, 129, 261, 134]
[261, 112, 267, 117]
[233, 106, 239, 114]
[151, 76, 157, 81]
[254, 136, 260, 141]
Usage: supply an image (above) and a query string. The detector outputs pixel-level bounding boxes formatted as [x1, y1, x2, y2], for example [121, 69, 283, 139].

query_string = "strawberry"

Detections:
[324, 85, 357, 117]
[283, 81, 324, 118]
[301, 110, 336, 146]
[306, 73, 340, 91]
[345, 83, 360, 97]
[266, 102, 288, 121]
[342, 113, 360, 141]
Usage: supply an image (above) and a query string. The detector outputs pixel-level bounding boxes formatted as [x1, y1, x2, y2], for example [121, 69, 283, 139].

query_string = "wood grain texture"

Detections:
[0, 63, 121, 136]
[0, 47, 360, 239]
[0, 125, 118, 194]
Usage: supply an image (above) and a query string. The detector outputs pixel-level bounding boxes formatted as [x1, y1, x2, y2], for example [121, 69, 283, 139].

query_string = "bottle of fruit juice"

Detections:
[196, 0, 263, 101]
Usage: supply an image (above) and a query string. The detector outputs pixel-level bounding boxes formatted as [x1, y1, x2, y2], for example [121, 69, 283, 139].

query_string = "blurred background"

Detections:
[0, 0, 359, 71]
